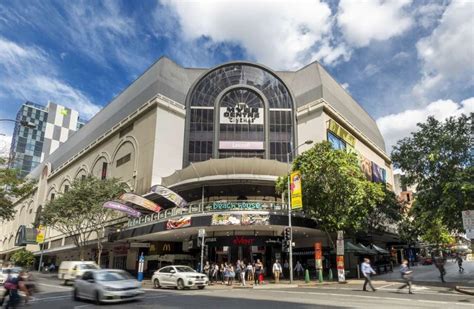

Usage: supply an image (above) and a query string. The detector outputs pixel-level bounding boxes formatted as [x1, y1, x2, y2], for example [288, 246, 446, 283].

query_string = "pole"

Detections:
[287, 152, 293, 284]
[200, 234, 205, 273]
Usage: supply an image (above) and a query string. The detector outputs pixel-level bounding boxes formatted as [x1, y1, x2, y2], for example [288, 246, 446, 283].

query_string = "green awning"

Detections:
[372, 244, 390, 255]
[358, 243, 377, 255]
[345, 241, 368, 254]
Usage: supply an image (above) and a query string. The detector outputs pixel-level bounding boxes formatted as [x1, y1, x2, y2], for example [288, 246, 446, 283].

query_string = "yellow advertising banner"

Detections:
[328, 120, 356, 146]
[290, 171, 303, 210]
[36, 225, 45, 244]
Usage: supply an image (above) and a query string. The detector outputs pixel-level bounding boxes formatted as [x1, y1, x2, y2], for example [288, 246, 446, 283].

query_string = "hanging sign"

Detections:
[36, 225, 45, 244]
[290, 171, 303, 210]
[314, 242, 322, 270]
[220, 103, 263, 125]
[150, 185, 187, 208]
[166, 216, 191, 230]
[119, 192, 161, 213]
[103, 201, 141, 217]
[328, 119, 356, 146]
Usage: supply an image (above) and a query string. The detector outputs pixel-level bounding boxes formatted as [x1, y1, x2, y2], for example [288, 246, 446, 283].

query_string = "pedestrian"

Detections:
[246, 262, 254, 283]
[294, 261, 304, 280]
[235, 260, 242, 283]
[219, 263, 225, 284]
[204, 261, 210, 276]
[227, 264, 235, 286]
[240, 261, 246, 286]
[223, 263, 229, 285]
[361, 258, 376, 292]
[283, 260, 289, 278]
[435, 256, 446, 283]
[254, 259, 263, 285]
[273, 259, 282, 283]
[0, 268, 12, 306]
[456, 255, 464, 273]
[398, 259, 413, 294]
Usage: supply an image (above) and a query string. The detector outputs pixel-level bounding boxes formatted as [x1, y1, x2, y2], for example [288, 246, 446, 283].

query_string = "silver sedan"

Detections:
[73, 269, 144, 304]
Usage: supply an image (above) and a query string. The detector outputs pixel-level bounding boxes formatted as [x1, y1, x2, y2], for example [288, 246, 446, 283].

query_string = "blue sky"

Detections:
[0, 0, 473, 156]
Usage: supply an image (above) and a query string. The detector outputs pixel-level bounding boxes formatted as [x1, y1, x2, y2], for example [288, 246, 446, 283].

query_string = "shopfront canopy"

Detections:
[358, 243, 377, 255]
[372, 244, 390, 255]
[161, 158, 288, 188]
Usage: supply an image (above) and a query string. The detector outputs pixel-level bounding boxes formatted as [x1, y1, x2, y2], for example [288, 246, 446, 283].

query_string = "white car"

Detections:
[73, 269, 144, 304]
[59, 261, 100, 285]
[151, 265, 209, 290]
[0, 267, 21, 284]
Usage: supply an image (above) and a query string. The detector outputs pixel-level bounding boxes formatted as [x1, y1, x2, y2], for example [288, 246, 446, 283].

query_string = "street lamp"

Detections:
[0, 119, 36, 129]
[287, 139, 313, 283]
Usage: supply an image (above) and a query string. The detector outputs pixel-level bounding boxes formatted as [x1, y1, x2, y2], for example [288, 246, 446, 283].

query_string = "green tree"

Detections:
[391, 115, 472, 243]
[277, 142, 388, 248]
[42, 176, 127, 264]
[11, 248, 35, 268]
[0, 158, 36, 221]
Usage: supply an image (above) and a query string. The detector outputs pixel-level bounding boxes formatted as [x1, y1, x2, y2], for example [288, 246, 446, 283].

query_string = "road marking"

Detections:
[31, 295, 71, 302]
[38, 282, 72, 290]
[418, 300, 447, 304]
[377, 283, 397, 289]
[73, 305, 92, 309]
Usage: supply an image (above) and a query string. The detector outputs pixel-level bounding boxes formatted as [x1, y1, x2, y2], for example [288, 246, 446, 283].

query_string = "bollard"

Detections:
[328, 268, 333, 281]
[318, 269, 323, 283]
[304, 269, 310, 283]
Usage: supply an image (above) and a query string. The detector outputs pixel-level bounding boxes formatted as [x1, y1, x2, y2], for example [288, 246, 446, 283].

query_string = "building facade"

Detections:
[1, 58, 395, 276]
[8, 101, 85, 177]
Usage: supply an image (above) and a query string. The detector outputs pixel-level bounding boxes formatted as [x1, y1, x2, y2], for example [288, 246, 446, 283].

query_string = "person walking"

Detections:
[283, 260, 289, 279]
[254, 259, 263, 285]
[246, 262, 254, 283]
[361, 258, 377, 292]
[204, 261, 210, 276]
[240, 261, 246, 286]
[398, 259, 414, 294]
[294, 261, 304, 280]
[227, 264, 235, 286]
[456, 255, 464, 273]
[235, 260, 242, 283]
[219, 263, 225, 284]
[273, 259, 282, 283]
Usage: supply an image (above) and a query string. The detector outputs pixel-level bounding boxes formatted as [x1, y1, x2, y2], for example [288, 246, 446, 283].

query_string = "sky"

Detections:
[0, 0, 473, 158]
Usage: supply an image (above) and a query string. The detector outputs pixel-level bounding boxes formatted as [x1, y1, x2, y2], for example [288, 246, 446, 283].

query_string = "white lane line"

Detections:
[306, 286, 467, 297]
[418, 300, 447, 304]
[377, 283, 397, 289]
[38, 282, 72, 290]
[31, 295, 71, 302]
[73, 305, 92, 309]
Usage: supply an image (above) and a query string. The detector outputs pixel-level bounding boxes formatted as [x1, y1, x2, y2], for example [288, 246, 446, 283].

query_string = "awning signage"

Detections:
[166, 216, 191, 230]
[211, 213, 269, 226]
[103, 201, 141, 217]
[150, 185, 187, 208]
[328, 119, 356, 146]
[119, 193, 161, 213]
[212, 201, 262, 211]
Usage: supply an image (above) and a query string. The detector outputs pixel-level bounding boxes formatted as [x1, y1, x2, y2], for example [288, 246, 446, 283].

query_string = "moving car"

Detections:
[151, 265, 209, 290]
[58, 261, 99, 285]
[73, 269, 143, 304]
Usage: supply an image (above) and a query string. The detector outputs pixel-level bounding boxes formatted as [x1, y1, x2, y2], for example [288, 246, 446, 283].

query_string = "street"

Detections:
[14, 263, 474, 309]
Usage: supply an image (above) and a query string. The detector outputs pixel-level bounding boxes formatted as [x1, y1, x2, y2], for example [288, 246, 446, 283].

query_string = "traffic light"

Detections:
[282, 227, 291, 252]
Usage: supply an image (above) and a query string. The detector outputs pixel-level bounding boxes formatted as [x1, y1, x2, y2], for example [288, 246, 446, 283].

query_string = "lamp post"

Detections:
[0, 119, 36, 129]
[287, 139, 313, 283]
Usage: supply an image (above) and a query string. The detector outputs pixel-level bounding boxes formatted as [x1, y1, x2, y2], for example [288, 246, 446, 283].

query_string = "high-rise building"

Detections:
[8, 101, 85, 177]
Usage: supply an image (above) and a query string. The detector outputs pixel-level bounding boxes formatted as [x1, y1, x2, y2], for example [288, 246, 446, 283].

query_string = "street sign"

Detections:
[337, 231, 344, 240]
[36, 225, 45, 244]
[198, 229, 206, 238]
[462, 210, 474, 230]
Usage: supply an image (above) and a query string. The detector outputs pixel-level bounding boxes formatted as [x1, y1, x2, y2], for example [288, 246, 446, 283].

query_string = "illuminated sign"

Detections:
[220, 103, 263, 125]
[212, 202, 262, 211]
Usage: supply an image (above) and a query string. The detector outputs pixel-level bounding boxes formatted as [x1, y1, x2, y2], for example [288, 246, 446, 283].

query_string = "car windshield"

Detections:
[80, 264, 99, 270]
[2, 268, 20, 274]
[175, 266, 196, 273]
[96, 271, 132, 282]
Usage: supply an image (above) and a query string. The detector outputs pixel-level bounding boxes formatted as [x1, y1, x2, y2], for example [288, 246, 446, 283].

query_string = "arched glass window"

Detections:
[186, 64, 294, 165]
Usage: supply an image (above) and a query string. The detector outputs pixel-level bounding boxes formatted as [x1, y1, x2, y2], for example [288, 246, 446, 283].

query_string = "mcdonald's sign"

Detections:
[162, 243, 171, 252]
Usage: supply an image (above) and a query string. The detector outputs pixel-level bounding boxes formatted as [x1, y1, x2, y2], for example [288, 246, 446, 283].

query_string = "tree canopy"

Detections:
[391, 114, 472, 244]
[277, 142, 397, 246]
[42, 176, 127, 262]
[0, 158, 36, 221]
[11, 248, 35, 268]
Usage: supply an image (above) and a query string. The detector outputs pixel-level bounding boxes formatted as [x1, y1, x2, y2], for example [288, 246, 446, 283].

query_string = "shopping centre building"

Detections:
[0, 57, 397, 276]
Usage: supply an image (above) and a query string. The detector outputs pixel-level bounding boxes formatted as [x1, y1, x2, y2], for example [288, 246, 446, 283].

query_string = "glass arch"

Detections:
[186, 63, 294, 165]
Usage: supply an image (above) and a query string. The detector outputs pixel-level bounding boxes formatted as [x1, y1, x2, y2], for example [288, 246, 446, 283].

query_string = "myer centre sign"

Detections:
[220, 103, 263, 125]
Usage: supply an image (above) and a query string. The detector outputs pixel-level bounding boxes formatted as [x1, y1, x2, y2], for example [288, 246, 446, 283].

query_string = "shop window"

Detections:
[116, 153, 131, 167]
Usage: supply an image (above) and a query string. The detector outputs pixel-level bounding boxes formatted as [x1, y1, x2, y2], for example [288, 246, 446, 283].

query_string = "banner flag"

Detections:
[103, 201, 141, 217]
[166, 216, 191, 230]
[36, 225, 45, 244]
[150, 185, 187, 208]
[119, 192, 161, 213]
[290, 171, 303, 210]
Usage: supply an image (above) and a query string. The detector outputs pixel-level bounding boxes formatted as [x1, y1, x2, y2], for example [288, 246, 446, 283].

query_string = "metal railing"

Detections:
[127, 200, 288, 228]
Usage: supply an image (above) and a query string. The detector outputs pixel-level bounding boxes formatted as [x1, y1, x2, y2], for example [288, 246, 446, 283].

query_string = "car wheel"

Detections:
[198, 286, 205, 290]
[95, 291, 101, 305]
[73, 288, 79, 301]
[177, 279, 184, 290]
[154, 278, 161, 289]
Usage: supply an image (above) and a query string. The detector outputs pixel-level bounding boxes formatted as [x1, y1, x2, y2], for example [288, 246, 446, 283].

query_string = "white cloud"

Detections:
[161, 0, 346, 69]
[415, 1, 448, 29]
[377, 97, 474, 152]
[341, 83, 349, 90]
[337, 0, 413, 47]
[413, 1, 474, 101]
[0, 134, 12, 160]
[0, 36, 100, 119]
